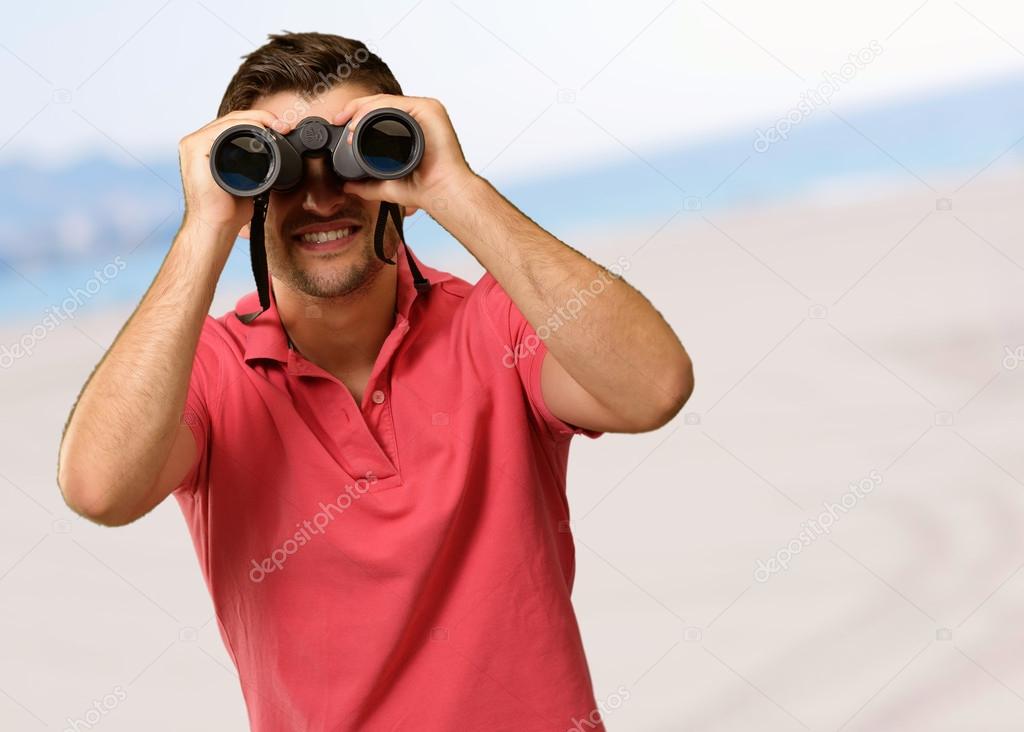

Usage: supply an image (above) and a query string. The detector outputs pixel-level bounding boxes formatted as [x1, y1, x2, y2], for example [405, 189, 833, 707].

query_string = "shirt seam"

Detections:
[179, 318, 228, 496]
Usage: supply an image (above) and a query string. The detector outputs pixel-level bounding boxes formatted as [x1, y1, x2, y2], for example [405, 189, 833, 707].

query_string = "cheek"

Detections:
[268, 190, 305, 226]
[265, 205, 295, 240]
[352, 196, 378, 219]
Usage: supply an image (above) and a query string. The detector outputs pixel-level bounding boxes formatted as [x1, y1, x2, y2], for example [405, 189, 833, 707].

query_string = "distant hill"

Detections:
[0, 71, 1022, 316]
[0, 157, 181, 268]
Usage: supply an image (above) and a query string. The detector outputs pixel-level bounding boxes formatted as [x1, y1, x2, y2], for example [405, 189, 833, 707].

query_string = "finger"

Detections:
[223, 108, 289, 128]
[332, 94, 389, 126]
[204, 109, 292, 135]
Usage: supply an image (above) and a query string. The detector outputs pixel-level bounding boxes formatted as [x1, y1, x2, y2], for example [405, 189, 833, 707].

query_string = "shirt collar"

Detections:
[236, 242, 452, 365]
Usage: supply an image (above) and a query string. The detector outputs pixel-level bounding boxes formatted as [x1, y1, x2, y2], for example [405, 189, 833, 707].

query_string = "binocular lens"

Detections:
[360, 117, 416, 175]
[213, 132, 274, 192]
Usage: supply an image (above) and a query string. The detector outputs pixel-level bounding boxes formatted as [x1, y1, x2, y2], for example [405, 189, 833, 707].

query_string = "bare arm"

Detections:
[336, 95, 693, 435]
[57, 109, 290, 526]
[433, 174, 693, 433]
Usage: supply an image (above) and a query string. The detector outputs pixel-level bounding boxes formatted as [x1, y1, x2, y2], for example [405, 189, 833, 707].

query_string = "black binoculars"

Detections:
[207, 107, 430, 324]
[209, 107, 424, 196]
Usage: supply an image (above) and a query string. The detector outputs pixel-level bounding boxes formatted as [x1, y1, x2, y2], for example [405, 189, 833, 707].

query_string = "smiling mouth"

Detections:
[292, 224, 362, 252]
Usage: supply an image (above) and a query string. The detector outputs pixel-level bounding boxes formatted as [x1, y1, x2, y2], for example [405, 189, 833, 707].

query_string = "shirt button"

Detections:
[371, 390, 386, 405]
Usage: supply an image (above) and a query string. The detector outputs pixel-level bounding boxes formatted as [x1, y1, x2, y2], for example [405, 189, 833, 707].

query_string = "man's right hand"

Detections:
[178, 109, 292, 234]
[57, 109, 294, 526]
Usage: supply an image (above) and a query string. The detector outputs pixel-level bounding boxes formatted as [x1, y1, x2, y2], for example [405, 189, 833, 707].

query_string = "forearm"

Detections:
[57, 218, 233, 522]
[430, 173, 692, 424]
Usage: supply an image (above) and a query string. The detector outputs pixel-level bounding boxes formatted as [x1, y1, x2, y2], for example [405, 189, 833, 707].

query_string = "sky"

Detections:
[2, 0, 1024, 182]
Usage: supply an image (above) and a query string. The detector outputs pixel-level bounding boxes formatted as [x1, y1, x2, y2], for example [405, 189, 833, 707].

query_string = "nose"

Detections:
[299, 157, 348, 216]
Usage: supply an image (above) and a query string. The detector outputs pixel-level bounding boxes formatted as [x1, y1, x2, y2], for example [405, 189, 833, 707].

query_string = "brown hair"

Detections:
[217, 32, 403, 117]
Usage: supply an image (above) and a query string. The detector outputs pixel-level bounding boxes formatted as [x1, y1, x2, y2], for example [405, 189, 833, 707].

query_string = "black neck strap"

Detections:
[237, 193, 271, 325]
[237, 198, 430, 324]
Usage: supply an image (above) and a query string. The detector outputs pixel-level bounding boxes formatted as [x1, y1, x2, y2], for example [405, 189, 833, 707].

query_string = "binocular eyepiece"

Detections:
[209, 107, 424, 196]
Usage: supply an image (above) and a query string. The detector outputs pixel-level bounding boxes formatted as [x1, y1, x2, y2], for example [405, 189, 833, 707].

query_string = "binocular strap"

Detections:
[374, 201, 431, 294]
[237, 198, 431, 325]
[238, 193, 271, 325]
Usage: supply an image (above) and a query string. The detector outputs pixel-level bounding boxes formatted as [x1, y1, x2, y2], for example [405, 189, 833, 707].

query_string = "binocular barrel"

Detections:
[209, 107, 424, 197]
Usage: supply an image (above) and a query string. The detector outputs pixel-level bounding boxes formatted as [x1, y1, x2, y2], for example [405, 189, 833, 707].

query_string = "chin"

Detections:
[294, 260, 384, 299]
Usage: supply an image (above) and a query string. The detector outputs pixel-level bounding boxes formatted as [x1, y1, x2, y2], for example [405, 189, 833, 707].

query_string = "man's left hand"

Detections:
[332, 94, 476, 215]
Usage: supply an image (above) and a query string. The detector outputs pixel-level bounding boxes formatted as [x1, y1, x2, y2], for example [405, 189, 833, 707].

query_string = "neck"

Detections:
[273, 264, 399, 380]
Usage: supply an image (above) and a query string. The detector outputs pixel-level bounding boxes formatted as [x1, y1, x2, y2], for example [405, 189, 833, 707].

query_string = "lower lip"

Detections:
[294, 227, 361, 253]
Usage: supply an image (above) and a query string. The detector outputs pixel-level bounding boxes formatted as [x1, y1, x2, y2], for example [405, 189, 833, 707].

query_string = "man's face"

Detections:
[248, 84, 396, 299]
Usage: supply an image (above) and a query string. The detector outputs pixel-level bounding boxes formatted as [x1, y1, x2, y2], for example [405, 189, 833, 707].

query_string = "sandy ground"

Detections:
[2, 168, 1023, 731]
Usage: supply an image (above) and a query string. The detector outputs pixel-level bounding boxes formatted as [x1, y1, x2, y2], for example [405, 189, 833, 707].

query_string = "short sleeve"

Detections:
[475, 274, 603, 442]
[174, 317, 223, 495]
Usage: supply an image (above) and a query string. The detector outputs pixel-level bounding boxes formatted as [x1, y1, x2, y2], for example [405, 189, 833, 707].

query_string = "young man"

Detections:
[58, 32, 692, 731]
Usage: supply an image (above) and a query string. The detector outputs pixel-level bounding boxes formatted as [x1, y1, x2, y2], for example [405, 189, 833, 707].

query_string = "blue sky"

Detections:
[3, 0, 1024, 180]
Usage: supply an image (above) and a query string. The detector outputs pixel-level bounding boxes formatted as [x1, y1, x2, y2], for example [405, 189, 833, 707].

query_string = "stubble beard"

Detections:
[268, 228, 390, 300]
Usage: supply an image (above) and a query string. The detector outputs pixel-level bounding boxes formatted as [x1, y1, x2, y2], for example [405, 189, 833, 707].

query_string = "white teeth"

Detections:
[301, 227, 352, 244]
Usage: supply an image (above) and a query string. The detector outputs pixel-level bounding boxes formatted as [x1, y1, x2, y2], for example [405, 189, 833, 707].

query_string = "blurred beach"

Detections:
[3, 160, 1023, 729]
[4, 1, 1024, 728]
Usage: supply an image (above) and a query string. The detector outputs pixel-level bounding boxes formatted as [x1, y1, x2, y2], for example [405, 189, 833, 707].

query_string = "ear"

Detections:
[239, 222, 251, 240]
[401, 205, 419, 218]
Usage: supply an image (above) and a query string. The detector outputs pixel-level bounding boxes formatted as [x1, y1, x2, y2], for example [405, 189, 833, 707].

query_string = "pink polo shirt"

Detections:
[173, 244, 606, 731]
